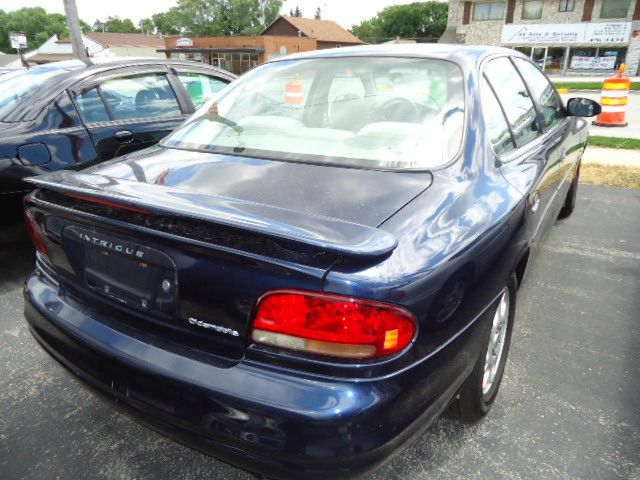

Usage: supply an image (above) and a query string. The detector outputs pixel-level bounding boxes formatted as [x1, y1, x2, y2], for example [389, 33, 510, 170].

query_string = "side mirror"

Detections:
[566, 97, 601, 118]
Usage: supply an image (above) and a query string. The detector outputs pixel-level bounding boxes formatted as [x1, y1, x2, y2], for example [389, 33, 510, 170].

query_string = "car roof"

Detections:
[270, 44, 526, 69]
[26, 57, 235, 79]
[2, 58, 236, 122]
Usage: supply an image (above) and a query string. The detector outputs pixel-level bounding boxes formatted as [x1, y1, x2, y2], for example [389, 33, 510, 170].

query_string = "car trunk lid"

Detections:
[25, 149, 431, 359]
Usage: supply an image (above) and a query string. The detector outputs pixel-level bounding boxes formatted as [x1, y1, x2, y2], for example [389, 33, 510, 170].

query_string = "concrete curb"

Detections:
[582, 146, 640, 167]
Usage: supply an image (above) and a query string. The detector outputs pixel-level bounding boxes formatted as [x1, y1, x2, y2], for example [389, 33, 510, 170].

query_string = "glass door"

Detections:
[531, 47, 549, 71]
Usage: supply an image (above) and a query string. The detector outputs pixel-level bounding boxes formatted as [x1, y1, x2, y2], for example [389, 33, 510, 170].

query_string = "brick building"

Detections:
[261, 16, 365, 49]
[161, 35, 317, 74]
[440, 0, 640, 75]
[160, 16, 364, 75]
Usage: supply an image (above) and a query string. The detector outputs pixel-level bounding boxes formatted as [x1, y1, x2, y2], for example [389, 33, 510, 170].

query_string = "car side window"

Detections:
[74, 87, 110, 123]
[483, 57, 541, 149]
[177, 72, 229, 108]
[100, 74, 181, 121]
[480, 77, 515, 157]
[513, 58, 565, 130]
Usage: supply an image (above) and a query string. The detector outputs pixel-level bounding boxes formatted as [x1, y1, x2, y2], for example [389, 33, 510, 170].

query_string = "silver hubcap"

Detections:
[482, 289, 510, 395]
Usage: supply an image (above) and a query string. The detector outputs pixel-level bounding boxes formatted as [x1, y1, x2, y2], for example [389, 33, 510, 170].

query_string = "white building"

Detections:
[26, 35, 109, 64]
[440, 0, 640, 75]
[84, 32, 165, 58]
[26, 33, 165, 64]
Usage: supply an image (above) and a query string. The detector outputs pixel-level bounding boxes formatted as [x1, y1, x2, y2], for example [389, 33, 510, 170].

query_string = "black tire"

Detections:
[558, 162, 580, 219]
[451, 274, 517, 422]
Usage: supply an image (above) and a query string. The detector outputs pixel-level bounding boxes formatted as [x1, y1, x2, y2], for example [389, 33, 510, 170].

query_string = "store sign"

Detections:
[502, 22, 631, 45]
[570, 56, 617, 70]
[9, 31, 27, 49]
[175, 37, 194, 48]
[585, 23, 632, 44]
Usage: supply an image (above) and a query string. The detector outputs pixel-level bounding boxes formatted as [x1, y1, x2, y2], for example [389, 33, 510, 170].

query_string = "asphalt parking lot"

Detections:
[1, 184, 639, 480]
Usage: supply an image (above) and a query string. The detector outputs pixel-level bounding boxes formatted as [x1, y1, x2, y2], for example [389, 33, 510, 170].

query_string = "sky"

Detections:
[0, 0, 426, 29]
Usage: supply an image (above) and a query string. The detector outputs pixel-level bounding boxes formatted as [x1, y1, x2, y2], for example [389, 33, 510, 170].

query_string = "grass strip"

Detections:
[553, 81, 639, 91]
[588, 136, 640, 150]
[580, 163, 640, 189]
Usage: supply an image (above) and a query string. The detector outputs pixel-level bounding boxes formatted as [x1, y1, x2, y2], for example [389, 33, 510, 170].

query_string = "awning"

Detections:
[28, 53, 73, 64]
[158, 47, 265, 54]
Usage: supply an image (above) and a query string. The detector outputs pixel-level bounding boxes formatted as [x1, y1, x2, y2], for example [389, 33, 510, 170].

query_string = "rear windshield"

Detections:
[162, 57, 465, 170]
[0, 66, 70, 120]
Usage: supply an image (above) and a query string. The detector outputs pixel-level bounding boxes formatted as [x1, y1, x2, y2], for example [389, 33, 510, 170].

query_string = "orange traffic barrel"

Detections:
[285, 79, 304, 105]
[593, 64, 630, 127]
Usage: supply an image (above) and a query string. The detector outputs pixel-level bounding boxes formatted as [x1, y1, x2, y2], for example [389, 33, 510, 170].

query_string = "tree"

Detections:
[93, 16, 140, 33]
[351, 2, 448, 44]
[80, 20, 92, 34]
[155, 0, 283, 36]
[0, 7, 90, 53]
[289, 5, 302, 17]
[152, 12, 180, 35]
[350, 17, 380, 42]
[92, 20, 106, 32]
[139, 18, 155, 34]
[314, 7, 321, 19]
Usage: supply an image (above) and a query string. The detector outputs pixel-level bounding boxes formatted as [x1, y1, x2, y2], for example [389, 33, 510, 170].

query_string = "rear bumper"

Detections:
[24, 270, 480, 479]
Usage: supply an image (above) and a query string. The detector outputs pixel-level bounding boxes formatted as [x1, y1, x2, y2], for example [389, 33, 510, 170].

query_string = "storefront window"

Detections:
[568, 47, 626, 71]
[224, 53, 233, 73]
[546, 47, 568, 71]
[558, 0, 575, 12]
[513, 47, 532, 56]
[522, 0, 544, 19]
[600, 0, 630, 18]
[174, 51, 259, 75]
[473, 2, 506, 21]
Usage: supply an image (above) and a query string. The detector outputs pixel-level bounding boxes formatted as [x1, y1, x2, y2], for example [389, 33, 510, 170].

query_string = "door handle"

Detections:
[528, 191, 540, 213]
[114, 130, 134, 143]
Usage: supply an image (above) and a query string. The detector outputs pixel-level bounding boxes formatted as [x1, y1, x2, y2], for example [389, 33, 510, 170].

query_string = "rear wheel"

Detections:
[451, 275, 517, 421]
[558, 162, 580, 219]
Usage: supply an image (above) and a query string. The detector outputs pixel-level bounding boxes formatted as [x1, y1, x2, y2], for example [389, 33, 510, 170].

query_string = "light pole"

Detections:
[62, 0, 91, 65]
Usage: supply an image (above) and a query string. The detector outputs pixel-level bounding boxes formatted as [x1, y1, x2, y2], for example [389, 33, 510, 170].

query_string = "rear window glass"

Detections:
[74, 87, 110, 123]
[0, 67, 70, 121]
[162, 57, 465, 170]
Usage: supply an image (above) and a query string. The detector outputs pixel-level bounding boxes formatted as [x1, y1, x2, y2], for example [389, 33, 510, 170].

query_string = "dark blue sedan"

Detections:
[0, 58, 235, 205]
[22, 45, 600, 479]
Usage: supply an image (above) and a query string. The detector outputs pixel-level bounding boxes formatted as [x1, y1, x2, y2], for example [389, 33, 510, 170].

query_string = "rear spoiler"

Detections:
[26, 172, 398, 258]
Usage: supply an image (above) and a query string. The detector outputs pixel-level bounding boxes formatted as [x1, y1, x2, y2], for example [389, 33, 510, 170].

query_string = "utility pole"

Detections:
[260, 0, 267, 27]
[63, 0, 91, 65]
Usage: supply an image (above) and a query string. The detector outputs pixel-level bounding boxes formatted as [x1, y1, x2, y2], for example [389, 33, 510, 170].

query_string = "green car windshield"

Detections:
[162, 57, 465, 170]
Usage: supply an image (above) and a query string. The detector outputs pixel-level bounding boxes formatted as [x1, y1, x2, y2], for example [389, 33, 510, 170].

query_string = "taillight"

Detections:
[65, 193, 150, 215]
[25, 210, 49, 256]
[251, 290, 416, 360]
